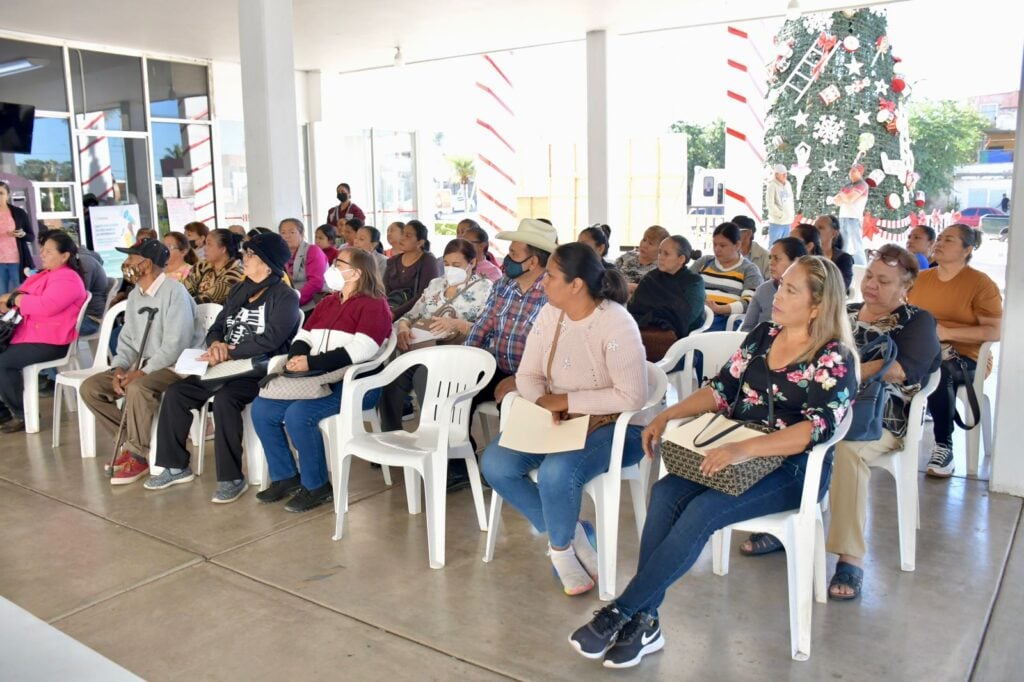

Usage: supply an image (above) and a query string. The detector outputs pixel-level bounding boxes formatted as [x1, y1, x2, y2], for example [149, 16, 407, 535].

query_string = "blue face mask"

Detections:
[503, 254, 530, 279]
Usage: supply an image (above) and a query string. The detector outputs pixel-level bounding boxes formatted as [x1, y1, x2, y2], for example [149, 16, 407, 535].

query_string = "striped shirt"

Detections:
[464, 274, 547, 375]
[690, 255, 763, 314]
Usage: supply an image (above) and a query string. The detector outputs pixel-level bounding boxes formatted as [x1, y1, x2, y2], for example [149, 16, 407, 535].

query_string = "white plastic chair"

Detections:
[868, 369, 941, 571]
[332, 346, 496, 569]
[848, 265, 866, 303]
[725, 313, 745, 331]
[21, 294, 91, 434]
[53, 300, 126, 456]
[77, 277, 122, 366]
[483, 363, 668, 601]
[657, 331, 746, 404]
[710, 410, 854, 662]
[472, 400, 501, 450]
[698, 305, 714, 333]
[957, 341, 996, 477]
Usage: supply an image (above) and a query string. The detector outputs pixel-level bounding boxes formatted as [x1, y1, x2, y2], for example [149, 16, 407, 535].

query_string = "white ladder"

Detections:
[781, 40, 836, 103]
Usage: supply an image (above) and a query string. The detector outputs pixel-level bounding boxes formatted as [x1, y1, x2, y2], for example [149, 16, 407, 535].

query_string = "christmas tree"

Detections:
[764, 7, 921, 237]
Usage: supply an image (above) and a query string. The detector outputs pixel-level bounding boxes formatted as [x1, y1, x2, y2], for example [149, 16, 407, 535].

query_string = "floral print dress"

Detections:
[709, 322, 857, 452]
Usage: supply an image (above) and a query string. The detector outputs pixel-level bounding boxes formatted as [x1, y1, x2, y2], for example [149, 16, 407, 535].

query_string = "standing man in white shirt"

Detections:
[831, 163, 870, 265]
[765, 164, 795, 244]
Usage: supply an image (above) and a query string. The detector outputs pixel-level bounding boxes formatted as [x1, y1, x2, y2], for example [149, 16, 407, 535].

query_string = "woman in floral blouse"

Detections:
[184, 229, 245, 305]
[378, 238, 493, 431]
[570, 255, 858, 669]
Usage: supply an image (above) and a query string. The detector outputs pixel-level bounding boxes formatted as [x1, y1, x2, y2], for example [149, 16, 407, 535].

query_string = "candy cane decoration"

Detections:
[474, 53, 518, 242]
[724, 23, 768, 224]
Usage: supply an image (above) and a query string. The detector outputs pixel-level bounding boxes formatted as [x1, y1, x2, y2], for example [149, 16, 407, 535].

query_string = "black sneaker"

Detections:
[569, 604, 630, 659]
[284, 483, 333, 513]
[602, 612, 664, 669]
[256, 475, 302, 504]
[926, 444, 954, 478]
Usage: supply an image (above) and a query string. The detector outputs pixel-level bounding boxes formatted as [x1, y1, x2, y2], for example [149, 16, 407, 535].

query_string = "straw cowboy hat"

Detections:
[496, 218, 559, 253]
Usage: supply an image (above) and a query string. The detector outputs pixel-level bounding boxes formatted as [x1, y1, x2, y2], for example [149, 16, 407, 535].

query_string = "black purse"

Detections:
[0, 307, 24, 353]
[846, 334, 898, 442]
[942, 345, 980, 430]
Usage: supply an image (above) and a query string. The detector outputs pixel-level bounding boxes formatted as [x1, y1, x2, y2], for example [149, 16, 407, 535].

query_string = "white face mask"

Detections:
[324, 266, 353, 291]
[444, 265, 469, 286]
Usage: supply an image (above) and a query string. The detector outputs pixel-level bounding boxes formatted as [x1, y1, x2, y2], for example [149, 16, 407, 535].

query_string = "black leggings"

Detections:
[0, 343, 69, 418]
[927, 357, 977, 447]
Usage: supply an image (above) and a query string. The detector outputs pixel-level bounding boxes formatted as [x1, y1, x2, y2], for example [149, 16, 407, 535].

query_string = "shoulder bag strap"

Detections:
[545, 311, 566, 387]
[946, 353, 981, 430]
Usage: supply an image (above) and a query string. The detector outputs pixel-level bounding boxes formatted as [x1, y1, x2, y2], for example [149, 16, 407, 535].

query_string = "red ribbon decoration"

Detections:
[810, 33, 839, 81]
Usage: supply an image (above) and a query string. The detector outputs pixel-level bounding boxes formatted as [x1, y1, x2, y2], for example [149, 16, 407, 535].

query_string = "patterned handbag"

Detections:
[659, 354, 783, 496]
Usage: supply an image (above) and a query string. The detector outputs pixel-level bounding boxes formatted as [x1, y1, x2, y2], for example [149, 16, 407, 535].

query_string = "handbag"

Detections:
[659, 354, 783, 496]
[406, 278, 486, 350]
[545, 311, 620, 436]
[386, 255, 426, 310]
[198, 354, 270, 391]
[0, 307, 23, 353]
[845, 334, 898, 441]
[257, 353, 350, 400]
[941, 344, 980, 430]
[639, 326, 677, 363]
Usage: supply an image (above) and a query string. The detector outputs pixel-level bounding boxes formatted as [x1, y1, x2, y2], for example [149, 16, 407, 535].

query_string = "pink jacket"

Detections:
[12, 265, 88, 346]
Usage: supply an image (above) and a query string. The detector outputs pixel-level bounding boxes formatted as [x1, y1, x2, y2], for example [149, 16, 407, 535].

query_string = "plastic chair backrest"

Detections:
[641, 362, 669, 416]
[696, 305, 714, 334]
[657, 331, 746, 391]
[798, 409, 853, 516]
[906, 369, 942, 446]
[849, 265, 867, 302]
[103, 278, 121, 313]
[194, 303, 222, 341]
[72, 293, 92, 340]
[92, 300, 128, 370]
[414, 346, 497, 444]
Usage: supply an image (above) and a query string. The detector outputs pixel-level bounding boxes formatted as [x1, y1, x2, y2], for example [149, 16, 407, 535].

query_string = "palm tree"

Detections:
[163, 143, 186, 160]
[450, 157, 476, 212]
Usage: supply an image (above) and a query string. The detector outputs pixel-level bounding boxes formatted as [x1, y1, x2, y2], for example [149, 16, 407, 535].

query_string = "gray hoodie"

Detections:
[79, 248, 109, 320]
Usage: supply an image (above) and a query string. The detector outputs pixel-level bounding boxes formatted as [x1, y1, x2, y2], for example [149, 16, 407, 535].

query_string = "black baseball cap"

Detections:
[116, 238, 170, 268]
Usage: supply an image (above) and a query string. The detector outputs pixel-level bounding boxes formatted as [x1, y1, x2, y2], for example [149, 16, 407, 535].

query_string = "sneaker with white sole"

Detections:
[144, 467, 195, 490]
[110, 456, 149, 485]
[212, 479, 248, 504]
[602, 612, 664, 669]
[569, 604, 630, 659]
[926, 444, 954, 478]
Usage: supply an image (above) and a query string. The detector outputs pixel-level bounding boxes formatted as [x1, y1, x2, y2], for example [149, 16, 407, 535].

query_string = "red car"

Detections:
[957, 207, 1006, 228]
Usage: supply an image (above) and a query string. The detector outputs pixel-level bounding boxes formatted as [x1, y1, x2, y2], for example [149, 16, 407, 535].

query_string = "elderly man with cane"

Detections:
[81, 239, 199, 485]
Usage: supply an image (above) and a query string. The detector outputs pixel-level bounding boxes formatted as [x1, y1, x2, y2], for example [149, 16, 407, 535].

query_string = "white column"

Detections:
[238, 0, 303, 229]
[586, 30, 611, 232]
[990, 69, 1024, 497]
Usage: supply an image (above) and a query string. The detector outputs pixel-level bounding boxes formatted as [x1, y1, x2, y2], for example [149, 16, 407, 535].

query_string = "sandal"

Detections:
[828, 561, 864, 601]
[739, 532, 784, 556]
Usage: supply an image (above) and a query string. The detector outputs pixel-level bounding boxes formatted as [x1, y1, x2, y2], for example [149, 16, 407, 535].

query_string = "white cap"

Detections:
[772, 163, 788, 174]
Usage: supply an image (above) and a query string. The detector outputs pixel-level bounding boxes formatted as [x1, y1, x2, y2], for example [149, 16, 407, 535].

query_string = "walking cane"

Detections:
[106, 306, 160, 476]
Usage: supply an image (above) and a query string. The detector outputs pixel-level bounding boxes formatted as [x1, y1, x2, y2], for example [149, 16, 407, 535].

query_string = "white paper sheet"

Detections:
[409, 326, 442, 344]
[498, 397, 590, 454]
[173, 348, 209, 377]
[661, 413, 767, 462]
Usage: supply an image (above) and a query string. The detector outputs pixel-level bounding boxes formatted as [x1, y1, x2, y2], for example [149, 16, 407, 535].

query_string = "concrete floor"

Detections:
[1, 391, 1021, 681]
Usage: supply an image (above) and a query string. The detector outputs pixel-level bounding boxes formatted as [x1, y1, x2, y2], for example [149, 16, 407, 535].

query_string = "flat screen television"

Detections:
[0, 102, 35, 154]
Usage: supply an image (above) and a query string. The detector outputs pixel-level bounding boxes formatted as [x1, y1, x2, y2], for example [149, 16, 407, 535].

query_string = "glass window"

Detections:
[152, 122, 216, 231]
[78, 134, 154, 228]
[217, 120, 249, 228]
[0, 38, 67, 111]
[147, 60, 210, 120]
[68, 49, 145, 132]
[373, 130, 417, 228]
[0, 117, 74, 182]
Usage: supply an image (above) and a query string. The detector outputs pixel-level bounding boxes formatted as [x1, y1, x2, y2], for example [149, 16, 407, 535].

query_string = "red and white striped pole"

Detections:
[724, 23, 770, 229]
[474, 53, 518, 251]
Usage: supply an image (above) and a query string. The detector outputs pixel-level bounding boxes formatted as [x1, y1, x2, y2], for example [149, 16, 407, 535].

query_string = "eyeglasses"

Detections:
[866, 249, 905, 269]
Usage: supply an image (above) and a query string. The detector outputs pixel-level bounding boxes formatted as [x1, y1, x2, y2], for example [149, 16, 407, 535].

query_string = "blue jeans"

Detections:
[251, 384, 381, 490]
[0, 263, 20, 294]
[482, 424, 644, 548]
[613, 454, 828, 617]
[839, 217, 866, 265]
[768, 223, 791, 244]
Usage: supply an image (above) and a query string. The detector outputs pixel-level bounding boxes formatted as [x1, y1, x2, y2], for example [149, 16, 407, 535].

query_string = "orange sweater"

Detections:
[907, 266, 1001, 361]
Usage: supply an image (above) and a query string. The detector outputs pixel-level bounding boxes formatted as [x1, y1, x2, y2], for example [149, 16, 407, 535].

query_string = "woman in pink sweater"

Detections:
[482, 242, 648, 596]
[0, 232, 88, 432]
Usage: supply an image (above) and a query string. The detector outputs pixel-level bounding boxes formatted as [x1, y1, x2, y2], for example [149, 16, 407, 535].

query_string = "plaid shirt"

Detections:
[464, 274, 547, 374]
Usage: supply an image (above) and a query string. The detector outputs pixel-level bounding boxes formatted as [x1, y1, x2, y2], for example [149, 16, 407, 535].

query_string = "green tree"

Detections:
[163, 143, 185, 160]
[908, 100, 988, 209]
[669, 119, 725, 202]
[450, 157, 476, 212]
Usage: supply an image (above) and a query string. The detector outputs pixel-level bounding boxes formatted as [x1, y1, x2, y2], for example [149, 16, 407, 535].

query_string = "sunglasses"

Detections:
[866, 249, 906, 269]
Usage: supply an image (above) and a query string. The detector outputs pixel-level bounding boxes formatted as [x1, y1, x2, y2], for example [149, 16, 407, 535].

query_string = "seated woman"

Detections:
[907, 224, 1002, 478]
[482, 243, 647, 596]
[0, 232, 88, 432]
[906, 225, 935, 271]
[281, 218, 328, 312]
[338, 217, 361, 248]
[741, 237, 807, 332]
[184, 228, 245, 305]
[690, 222, 764, 331]
[384, 221, 405, 258]
[314, 223, 340, 265]
[353, 225, 389, 278]
[814, 215, 854, 292]
[578, 224, 615, 269]
[184, 221, 210, 260]
[569, 256, 857, 668]
[145, 232, 301, 503]
[383, 219, 442, 319]
[251, 248, 392, 512]
[822, 244, 941, 599]
[162, 231, 198, 282]
[627, 235, 705, 362]
[790, 223, 823, 259]
[379, 238, 493, 431]
[462, 224, 503, 282]
[615, 225, 669, 294]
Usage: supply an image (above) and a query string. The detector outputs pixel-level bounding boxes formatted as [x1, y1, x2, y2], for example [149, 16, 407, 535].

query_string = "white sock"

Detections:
[549, 545, 594, 596]
[571, 522, 599, 580]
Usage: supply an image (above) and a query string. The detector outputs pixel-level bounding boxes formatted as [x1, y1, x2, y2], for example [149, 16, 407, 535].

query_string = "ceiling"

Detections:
[2, 0, 896, 72]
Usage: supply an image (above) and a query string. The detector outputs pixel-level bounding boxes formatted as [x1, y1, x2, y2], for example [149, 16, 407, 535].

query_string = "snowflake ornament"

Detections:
[812, 115, 847, 145]
[802, 13, 834, 35]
